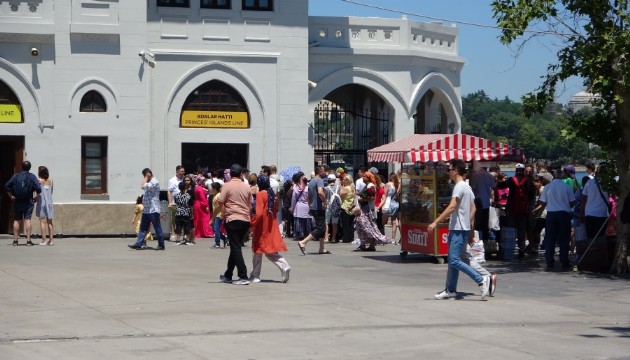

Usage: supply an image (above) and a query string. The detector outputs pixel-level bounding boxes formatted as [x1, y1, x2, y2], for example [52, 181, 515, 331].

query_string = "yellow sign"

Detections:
[180, 111, 249, 128]
[0, 104, 22, 123]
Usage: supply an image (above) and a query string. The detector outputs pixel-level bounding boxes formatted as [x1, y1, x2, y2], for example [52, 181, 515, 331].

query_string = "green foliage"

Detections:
[462, 90, 592, 163]
[491, 0, 630, 152]
[491, 0, 630, 273]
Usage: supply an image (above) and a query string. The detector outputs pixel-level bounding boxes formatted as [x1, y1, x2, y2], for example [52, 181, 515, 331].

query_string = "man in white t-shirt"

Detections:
[428, 159, 490, 301]
[167, 165, 185, 241]
[580, 162, 610, 239]
[261, 165, 279, 193]
[355, 166, 367, 193]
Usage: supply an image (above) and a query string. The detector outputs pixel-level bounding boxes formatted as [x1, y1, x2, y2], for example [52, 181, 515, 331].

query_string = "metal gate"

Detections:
[313, 102, 389, 173]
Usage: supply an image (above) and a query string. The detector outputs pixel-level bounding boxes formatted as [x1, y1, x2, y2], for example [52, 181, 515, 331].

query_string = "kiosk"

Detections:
[368, 133, 524, 262]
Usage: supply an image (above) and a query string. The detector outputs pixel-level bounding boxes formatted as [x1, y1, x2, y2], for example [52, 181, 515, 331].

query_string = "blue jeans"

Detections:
[213, 217, 223, 246]
[544, 211, 572, 266]
[445, 230, 483, 292]
[134, 212, 164, 247]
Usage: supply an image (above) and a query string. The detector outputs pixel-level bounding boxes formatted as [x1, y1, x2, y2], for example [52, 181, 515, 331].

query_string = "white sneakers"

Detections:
[480, 275, 490, 300]
[232, 279, 250, 285]
[434, 290, 456, 300]
[281, 268, 291, 283]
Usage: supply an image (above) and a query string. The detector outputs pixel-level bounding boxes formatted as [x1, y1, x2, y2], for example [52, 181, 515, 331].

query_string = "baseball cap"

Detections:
[327, 174, 336, 181]
[369, 167, 379, 174]
[515, 163, 525, 169]
[564, 164, 576, 175]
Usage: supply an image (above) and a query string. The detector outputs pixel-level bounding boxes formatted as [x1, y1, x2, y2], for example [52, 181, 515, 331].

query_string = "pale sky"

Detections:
[309, 0, 584, 104]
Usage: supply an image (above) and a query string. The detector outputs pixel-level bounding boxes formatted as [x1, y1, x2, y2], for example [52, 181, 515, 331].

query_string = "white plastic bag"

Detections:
[467, 239, 486, 264]
[489, 207, 500, 231]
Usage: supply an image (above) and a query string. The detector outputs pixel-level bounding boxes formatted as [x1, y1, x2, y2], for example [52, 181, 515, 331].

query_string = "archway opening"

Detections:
[0, 79, 23, 123]
[413, 89, 457, 134]
[180, 80, 249, 129]
[313, 84, 391, 176]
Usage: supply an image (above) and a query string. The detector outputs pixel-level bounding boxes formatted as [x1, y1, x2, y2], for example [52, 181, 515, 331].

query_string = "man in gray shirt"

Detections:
[298, 165, 331, 255]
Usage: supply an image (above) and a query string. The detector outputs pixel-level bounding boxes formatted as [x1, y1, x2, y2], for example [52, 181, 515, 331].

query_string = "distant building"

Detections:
[567, 91, 598, 113]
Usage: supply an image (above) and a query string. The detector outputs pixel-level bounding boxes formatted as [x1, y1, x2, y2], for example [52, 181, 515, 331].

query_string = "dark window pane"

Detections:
[80, 90, 107, 113]
[242, 0, 272, 11]
[201, 0, 231, 9]
[81, 137, 107, 194]
[157, 0, 189, 7]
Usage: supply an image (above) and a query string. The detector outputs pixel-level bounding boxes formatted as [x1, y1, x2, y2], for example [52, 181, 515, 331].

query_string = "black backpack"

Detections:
[13, 172, 32, 200]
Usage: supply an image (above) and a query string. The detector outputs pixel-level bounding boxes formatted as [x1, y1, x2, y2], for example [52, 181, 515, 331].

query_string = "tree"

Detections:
[492, 0, 630, 273]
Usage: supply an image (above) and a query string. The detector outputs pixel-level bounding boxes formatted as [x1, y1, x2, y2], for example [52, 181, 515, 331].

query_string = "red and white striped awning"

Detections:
[367, 133, 524, 163]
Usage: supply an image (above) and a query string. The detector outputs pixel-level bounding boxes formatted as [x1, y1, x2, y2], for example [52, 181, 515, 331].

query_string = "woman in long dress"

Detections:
[339, 174, 356, 243]
[36, 166, 54, 246]
[249, 175, 291, 283]
[290, 172, 311, 240]
[193, 175, 214, 240]
[354, 171, 390, 251]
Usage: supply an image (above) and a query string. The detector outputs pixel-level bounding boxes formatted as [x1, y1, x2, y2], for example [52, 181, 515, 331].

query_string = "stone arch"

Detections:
[308, 67, 407, 120]
[409, 72, 461, 133]
[68, 77, 120, 118]
[0, 57, 41, 127]
[166, 61, 265, 125]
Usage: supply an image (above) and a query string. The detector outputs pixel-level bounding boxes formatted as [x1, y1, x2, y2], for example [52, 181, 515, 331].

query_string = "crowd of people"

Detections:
[5, 156, 619, 296]
[473, 160, 617, 271]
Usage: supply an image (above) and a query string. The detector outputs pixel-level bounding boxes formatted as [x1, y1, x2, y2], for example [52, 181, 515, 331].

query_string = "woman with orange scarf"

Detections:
[353, 171, 391, 251]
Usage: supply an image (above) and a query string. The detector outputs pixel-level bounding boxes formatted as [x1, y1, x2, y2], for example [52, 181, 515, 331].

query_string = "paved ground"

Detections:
[1, 233, 629, 360]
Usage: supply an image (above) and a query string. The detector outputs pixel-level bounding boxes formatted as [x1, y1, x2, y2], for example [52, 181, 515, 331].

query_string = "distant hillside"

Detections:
[461, 90, 598, 164]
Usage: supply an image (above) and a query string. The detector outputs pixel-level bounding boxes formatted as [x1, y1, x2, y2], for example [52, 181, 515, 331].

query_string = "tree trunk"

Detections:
[610, 93, 630, 274]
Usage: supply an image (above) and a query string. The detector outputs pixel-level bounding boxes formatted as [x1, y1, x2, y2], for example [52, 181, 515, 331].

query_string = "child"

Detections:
[132, 195, 153, 247]
[174, 181, 193, 245]
[210, 182, 227, 248]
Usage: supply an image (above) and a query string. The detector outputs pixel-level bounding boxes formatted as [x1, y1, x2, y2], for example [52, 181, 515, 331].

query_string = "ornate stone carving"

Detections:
[319, 27, 328, 38]
[368, 29, 376, 40]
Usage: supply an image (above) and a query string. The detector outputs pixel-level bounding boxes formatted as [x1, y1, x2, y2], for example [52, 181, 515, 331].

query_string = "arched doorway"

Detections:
[410, 73, 462, 135]
[313, 84, 390, 175]
[179, 80, 250, 172]
[0, 79, 25, 234]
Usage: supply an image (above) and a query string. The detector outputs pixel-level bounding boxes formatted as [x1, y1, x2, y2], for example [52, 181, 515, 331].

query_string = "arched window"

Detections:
[180, 80, 249, 128]
[80, 90, 107, 112]
[0, 80, 23, 123]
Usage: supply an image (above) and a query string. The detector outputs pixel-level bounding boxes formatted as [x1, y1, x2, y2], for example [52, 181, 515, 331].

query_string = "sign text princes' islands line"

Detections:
[180, 110, 249, 129]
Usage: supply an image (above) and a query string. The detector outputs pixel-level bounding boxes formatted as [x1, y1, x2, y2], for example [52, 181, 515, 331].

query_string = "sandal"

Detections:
[26, 241, 34, 246]
[13, 240, 18, 246]
[298, 243, 306, 255]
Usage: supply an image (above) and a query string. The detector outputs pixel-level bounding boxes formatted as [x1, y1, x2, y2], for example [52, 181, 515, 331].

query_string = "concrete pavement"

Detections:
[1, 235, 629, 360]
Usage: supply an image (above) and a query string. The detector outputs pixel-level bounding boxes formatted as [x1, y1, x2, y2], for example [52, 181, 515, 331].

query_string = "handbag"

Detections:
[382, 195, 392, 213]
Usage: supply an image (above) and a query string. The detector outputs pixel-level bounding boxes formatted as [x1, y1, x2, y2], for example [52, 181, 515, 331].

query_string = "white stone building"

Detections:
[0, 0, 463, 235]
